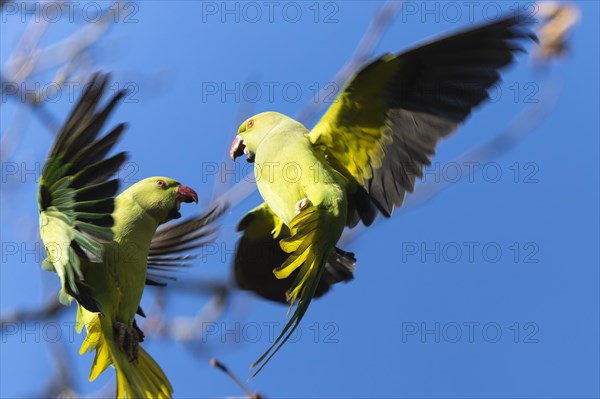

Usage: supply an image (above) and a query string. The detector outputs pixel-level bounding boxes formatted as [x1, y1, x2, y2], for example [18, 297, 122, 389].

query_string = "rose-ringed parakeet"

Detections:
[38, 73, 223, 398]
[230, 14, 536, 374]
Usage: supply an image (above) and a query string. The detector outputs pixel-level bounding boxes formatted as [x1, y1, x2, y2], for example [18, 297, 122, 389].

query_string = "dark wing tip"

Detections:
[145, 203, 227, 287]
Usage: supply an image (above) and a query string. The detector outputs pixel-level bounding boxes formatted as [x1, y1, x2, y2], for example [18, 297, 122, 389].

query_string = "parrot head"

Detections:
[230, 112, 300, 162]
[126, 177, 198, 224]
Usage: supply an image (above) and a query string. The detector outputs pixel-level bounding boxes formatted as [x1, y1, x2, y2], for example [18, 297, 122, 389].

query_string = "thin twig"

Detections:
[211, 358, 262, 399]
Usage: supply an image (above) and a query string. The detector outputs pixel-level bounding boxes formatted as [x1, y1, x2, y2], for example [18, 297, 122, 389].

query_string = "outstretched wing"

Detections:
[234, 202, 355, 303]
[38, 73, 127, 310]
[144, 203, 227, 286]
[308, 13, 536, 218]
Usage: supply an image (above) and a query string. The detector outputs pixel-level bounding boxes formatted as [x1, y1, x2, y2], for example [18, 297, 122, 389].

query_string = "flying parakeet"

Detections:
[38, 73, 223, 398]
[230, 14, 536, 374]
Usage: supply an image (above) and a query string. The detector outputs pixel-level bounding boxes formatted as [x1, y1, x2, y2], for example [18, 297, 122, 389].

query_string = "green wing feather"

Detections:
[38, 73, 127, 309]
[308, 13, 536, 217]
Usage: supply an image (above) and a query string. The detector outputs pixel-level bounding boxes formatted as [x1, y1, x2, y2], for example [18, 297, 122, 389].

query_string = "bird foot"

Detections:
[295, 198, 312, 216]
[113, 321, 142, 362]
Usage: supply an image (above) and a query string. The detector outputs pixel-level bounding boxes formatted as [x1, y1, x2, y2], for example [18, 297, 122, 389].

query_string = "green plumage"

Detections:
[231, 13, 536, 375]
[37, 73, 223, 398]
[38, 75, 125, 308]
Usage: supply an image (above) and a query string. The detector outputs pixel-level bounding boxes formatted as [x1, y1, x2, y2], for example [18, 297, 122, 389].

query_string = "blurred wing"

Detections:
[145, 203, 227, 286]
[234, 203, 355, 303]
[38, 73, 127, 310]
[233, 203, 291, 301]
[308, 13, 536, 217]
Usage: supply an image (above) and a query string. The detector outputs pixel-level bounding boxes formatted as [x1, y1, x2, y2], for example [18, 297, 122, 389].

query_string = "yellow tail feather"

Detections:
[274, 207, 328, 305]
[78, 307, 173, 399]
[250, 206, 339, 377]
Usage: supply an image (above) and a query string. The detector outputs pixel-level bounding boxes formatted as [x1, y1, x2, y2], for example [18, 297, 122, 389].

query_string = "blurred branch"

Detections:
[533, 1, 580, 64]
[0, 103, 30, 162]
[297, 1, 403, 126]
[143, 281, 230, 342]
[212, 78, 258, 202]
[0, 290, 64, 330]
[1, 1, 124, 143]
[38, 343, 75, 399]
[40, 341, 116, 399]
[0, 72, 62, 133]
[2, 2, 122, 80]
[211, 358, 263, 399]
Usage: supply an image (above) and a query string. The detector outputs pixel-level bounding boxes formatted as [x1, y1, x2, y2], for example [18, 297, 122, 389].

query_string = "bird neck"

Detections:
[112, 193, 160, 250]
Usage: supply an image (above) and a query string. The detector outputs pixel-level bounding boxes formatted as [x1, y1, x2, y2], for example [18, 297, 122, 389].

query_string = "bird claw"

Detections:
[295, 198, 311, 216]
[113, 321, 142, 362]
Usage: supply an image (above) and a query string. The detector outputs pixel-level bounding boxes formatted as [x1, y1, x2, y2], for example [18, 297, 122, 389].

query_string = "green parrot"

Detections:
[230, 14, 536, 374]
[38, 73, 223, 398]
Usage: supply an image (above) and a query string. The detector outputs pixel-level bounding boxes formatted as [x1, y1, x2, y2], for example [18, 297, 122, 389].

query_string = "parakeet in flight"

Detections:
[230, 14, 537, 374]
[38, 73, 223, 398]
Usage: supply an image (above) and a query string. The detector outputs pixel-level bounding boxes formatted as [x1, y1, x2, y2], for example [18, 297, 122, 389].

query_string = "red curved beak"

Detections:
[177, 185, 198, 204]
[230, 135, 245, 161]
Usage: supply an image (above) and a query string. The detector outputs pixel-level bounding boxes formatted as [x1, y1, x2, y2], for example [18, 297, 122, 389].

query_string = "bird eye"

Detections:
[247, 119, 254, 129]
[156, 180, 166, 188]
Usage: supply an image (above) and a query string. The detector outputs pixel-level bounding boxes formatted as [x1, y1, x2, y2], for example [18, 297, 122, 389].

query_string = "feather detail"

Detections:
[250, 206, 335, 377]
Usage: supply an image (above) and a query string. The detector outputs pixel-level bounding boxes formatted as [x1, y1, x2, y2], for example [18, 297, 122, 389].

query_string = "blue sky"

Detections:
[1, 1, 598, 398]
